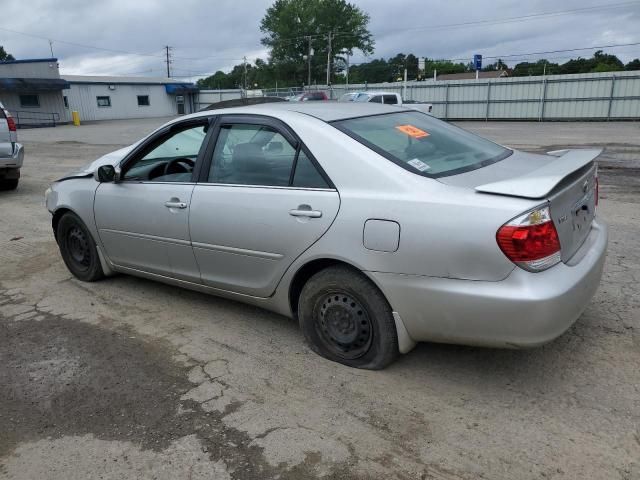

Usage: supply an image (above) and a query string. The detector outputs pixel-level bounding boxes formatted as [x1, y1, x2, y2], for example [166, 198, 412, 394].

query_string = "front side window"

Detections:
[369, 95, 383, 104]
[333, 111, 511, 178]
[137, 95, 150, 106]
[19, 94, 40, 108]
[123, 123, 207, 182]
[97, 96, 111, 107]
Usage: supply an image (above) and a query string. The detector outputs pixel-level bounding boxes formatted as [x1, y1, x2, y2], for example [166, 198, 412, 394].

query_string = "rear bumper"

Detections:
[0, 143, 24, 172]
[371, 219, 608, 348]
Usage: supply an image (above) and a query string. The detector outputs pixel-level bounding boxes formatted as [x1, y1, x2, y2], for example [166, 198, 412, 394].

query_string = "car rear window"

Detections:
[333, 111, 512, 178]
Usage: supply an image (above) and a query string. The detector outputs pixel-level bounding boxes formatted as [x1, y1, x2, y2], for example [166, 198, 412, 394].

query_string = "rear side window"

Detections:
[333, 111, 511, 178]
[207, 123, 330, 188]
[383, 95, 398, 105]
[208, 124, 296, 186]
[292, 151, 329, 188]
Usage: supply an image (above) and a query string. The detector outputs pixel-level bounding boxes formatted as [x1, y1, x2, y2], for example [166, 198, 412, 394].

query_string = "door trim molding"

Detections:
[192, 241, 284, 260]
[100, 228, 191, 247]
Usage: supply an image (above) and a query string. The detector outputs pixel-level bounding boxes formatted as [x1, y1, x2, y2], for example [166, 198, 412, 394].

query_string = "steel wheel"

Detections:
[56, 212, 104, 282]
[315, 291, 373, 360]
[66, 226, 91, 270]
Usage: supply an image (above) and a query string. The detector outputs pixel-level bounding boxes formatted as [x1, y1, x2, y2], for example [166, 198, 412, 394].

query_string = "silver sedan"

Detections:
[45, 103, 607, 369]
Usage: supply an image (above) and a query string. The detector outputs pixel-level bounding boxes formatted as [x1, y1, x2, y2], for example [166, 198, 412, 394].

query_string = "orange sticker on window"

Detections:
[395, 124, 430, 139]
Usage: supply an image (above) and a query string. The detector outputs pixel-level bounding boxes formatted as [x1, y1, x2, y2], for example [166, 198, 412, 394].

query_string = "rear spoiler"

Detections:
[475, 149, 602, 199]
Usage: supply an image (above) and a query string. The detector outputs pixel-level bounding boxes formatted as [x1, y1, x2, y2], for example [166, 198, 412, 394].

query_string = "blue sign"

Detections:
[474, 54, 482, 70]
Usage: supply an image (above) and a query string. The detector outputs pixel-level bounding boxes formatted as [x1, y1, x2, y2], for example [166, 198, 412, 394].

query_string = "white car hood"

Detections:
[57, 144, 137, 181]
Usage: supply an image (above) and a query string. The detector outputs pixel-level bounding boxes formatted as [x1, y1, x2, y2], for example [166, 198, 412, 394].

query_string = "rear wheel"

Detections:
[0, 178, 18, 190]
[56, 212, 105, 282]
[298, 266, 399, 369]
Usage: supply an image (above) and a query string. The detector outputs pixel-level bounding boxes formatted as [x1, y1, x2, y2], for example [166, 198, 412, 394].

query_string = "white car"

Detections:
[0, 102, 23, 190]
[339, 91, 433, 113]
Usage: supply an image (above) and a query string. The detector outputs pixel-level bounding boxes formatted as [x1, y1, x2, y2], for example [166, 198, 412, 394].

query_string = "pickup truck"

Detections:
[0, 102, 24, 190]
[338, 91, 433, 113]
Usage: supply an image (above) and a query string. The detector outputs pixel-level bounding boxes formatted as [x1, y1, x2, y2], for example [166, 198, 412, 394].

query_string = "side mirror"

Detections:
[95, 165, 117, 183]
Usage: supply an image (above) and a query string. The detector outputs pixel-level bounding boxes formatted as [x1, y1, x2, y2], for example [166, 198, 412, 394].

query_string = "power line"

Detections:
[451, 41, 640, 62]
[0, 26, 166, 58]
[268, 0, 640, 46]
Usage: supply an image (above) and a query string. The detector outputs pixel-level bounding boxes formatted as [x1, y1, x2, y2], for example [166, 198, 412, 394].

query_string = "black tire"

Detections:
[0, 178, 18, 190]
[56, 212, 105, 282]
[298, 266, 399, 370]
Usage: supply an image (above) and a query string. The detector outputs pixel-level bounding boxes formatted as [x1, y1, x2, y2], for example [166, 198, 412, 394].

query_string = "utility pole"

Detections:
[243, 56, 248, 91]
[306, 36, 312, 89]
[48, 40, 54, 58]
[165, 46, 172, 77]
[326, 31, 332, 86]
[345, 52, 350, 90]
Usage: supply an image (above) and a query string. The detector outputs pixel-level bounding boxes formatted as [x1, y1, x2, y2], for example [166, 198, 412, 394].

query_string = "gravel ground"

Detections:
[0, 118, 638, 480]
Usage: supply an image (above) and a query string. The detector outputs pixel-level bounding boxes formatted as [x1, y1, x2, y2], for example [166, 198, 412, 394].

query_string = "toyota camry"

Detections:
[45, 102, 607, 369]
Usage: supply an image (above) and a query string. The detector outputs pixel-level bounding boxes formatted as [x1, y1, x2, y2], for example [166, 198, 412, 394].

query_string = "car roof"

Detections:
[188, 101, 409, 122]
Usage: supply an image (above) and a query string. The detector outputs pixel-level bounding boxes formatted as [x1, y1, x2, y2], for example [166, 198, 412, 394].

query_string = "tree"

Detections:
[0, 45, 15, 62]
[626, 58, 640, 71]
[260, 0, 374, 84]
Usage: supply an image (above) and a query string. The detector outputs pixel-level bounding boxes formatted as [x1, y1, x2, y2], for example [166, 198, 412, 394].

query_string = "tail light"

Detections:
[4, 110, 16, 131]
[496, 205, 561, 272]
[595, 174, 599, 207]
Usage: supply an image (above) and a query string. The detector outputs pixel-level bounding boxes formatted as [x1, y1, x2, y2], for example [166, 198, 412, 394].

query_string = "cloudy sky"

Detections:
[1, 0, 639, 80]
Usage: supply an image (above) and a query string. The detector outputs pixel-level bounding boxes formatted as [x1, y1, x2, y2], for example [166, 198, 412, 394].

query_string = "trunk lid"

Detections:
[438, 149, 601, 262]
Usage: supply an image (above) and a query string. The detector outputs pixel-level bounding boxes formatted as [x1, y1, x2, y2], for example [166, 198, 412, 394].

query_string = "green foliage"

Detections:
[624, 58, 640, 71]
[0, 45, 15, 62]
[512, 51, 625, 76]
[260, 0, 373, 84]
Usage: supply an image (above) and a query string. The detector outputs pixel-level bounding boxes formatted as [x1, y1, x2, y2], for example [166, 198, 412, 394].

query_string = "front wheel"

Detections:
[56, 212, 105, 282]
[298, 266, 399, 369]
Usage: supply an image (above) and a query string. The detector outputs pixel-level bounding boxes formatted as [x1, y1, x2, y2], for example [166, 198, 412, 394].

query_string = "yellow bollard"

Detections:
[72, 110, 80, 126]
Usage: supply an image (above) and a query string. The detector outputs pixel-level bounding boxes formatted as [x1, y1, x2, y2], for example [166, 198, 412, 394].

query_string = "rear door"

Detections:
[189, 114, 340, 297]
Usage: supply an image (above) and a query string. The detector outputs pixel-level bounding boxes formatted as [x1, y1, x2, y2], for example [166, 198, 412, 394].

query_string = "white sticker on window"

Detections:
[407, 158, 430, 171]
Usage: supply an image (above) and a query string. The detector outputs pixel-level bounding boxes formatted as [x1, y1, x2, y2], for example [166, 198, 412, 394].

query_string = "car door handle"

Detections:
[289, 206, 322, 218]
[165, 201, 188, 209]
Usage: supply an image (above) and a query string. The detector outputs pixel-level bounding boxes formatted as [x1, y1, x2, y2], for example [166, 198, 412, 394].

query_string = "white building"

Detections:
[0, 58, 198, 126]
[62, 75, 198, 121]
[0, 58, 70, 126]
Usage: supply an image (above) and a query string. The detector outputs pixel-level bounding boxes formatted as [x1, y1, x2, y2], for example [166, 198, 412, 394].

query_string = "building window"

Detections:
[19, 94, 40, 108]
[137, 95, 150, 106]
[63, 96, 69, 108]
[97, 96, 111, 108]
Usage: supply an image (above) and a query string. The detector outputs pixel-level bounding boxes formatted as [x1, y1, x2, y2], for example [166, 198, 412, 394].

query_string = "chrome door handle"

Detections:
[289, 208, 322, 218]
[165, 201, 187, 209]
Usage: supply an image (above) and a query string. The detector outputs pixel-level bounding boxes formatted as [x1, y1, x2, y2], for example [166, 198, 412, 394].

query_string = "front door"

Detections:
[190, 116, 340, 297]
[95, 120, 210, 281]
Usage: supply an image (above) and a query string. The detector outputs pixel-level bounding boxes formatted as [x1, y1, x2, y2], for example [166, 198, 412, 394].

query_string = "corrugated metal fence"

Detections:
[321, 71, 640, 121]
[197, 71, 640, 121]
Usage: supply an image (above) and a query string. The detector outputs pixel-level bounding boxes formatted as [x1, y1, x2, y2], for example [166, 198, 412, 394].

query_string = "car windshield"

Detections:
[333, 111, 512, 177]
[339, 93, 357, 102]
